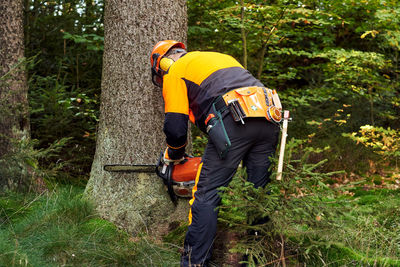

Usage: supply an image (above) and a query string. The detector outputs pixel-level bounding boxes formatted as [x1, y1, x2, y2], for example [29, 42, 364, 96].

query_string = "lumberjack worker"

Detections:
[150, 40, 282, 266]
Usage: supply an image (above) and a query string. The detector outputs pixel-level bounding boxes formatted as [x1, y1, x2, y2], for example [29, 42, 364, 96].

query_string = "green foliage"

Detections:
[191, 127, 208, 156]
[0, 136, 70, 192]
[1, 0, 399, 265]
[217, 138, 341, 265]
[320, 188, 400, 266]
[163, 222, 189, 247]
[29, 73, 99, 179]
[294, 107, 379, 174]
[20, 0, 400, 183]
[0, 186, 180, 266]
[188, 0, 400, 175]
[186, 3, 400, 263]
[62, 31, 104, 51]
[218, 139, 400, 265]
[345, 125, 400, 159]
[25, 0, 103, 179]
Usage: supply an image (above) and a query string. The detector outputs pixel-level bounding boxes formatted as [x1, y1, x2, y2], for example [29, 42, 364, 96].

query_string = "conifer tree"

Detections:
[0, 0, 29, 190]
[85, 0, 188, 234]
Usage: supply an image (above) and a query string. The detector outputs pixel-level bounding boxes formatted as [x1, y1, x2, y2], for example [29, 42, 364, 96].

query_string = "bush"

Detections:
[0, 136, 70, 192]
[218, 138, 400, 266]
[29, 74, 99, 181]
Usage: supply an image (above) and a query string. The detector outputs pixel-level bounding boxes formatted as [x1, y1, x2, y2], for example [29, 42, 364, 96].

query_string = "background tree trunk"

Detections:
[85, 0, 188, 234]
[0, 0, 30, 189]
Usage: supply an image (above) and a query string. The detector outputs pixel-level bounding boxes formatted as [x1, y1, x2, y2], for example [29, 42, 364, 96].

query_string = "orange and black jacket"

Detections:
[163, 51, 263, 159]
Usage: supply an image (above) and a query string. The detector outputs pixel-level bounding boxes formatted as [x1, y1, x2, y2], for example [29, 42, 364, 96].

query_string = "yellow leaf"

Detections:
[361, 30, 379, 39]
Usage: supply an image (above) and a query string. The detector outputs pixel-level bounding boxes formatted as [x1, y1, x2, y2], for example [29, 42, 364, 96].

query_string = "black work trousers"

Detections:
[181, 115, 280, 267]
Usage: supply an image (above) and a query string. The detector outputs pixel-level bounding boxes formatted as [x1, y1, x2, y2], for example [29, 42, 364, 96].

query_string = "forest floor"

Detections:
[0, 178, 399, 266]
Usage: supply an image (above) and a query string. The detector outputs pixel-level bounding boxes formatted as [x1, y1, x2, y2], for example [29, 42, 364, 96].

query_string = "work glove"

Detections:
[162, 147, 185, 165]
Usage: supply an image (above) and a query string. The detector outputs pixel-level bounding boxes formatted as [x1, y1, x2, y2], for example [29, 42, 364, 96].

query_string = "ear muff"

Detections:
[159, 57, 175, 72]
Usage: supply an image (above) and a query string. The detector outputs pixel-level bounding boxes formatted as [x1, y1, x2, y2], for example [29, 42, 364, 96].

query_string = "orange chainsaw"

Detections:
[103, 153, 201, 203]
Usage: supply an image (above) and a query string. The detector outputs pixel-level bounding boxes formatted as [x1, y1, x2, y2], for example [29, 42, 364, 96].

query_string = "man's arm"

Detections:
[162, 59, 191, 160]
[163, 112, 188, 159]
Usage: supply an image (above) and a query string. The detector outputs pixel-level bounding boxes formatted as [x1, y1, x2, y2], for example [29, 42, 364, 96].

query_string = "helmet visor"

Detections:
[151, 69, 163, 88]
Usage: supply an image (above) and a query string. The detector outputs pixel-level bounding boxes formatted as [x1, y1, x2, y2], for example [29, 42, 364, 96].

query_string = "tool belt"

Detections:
[216, 86, 283, 124]
[205, 86, 282, 159]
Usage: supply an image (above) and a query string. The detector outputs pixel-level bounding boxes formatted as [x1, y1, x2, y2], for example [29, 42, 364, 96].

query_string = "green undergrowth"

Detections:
[298, 187, 400, 266]
[218, 172, 400, 266]
[0, 186, 180, 267]
[1, 183, 399, 266]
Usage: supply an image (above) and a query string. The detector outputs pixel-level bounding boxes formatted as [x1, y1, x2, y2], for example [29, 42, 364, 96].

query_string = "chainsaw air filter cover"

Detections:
[171, 156, 201, 197]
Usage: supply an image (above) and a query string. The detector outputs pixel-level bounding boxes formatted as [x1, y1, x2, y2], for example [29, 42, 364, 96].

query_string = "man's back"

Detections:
[163, 51, 264, 131]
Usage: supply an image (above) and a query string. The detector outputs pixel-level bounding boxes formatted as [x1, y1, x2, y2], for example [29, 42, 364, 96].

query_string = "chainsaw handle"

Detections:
[155, 151, 178, 204]
[155, 152, 165, 180]
[166, 166, 177, 204]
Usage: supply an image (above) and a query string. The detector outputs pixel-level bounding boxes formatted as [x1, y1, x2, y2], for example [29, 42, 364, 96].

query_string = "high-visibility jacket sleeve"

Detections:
[163, 66, 189, 116]
[162, 66, 189, 159]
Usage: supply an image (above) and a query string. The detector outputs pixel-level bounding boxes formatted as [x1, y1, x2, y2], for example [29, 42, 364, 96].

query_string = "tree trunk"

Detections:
[0, 0, 30, 189]
[85, 0, 188, 234]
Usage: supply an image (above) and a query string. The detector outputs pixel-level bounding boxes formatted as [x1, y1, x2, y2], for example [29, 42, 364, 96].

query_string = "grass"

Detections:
[325, 188, 400, 265]
[215, 164, 400, 267]
[278, 187, 400, 266]
[0, 186, 180, 267]
[1, 182, 399, 266]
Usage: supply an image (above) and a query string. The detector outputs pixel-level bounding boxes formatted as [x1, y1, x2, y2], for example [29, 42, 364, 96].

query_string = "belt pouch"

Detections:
[206, 104, 231, 159]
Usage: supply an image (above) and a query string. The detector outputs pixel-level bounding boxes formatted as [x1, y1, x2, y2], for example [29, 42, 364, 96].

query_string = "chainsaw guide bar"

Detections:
[103, 164, 156, 173]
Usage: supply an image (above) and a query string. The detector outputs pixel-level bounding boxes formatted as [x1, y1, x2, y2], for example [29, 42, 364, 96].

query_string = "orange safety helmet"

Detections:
[150, 40, 186, 87]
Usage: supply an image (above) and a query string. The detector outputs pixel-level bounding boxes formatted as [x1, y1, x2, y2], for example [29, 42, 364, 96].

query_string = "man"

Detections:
[150, 40, 281, 266]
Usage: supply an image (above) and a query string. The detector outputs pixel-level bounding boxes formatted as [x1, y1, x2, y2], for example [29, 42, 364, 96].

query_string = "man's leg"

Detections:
[181, 117, 278, 266]
[243, 121, 278, 227]
[243, 121, 279, 188]
[181, 150, 238, 266]
[181, 116, 252, 266]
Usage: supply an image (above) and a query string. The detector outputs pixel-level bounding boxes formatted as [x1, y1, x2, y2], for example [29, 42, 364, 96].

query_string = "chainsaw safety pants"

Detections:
[181, 115, 280, 267]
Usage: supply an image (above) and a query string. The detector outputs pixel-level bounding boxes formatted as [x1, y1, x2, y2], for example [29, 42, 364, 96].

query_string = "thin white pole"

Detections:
[276, 110, 290, 180]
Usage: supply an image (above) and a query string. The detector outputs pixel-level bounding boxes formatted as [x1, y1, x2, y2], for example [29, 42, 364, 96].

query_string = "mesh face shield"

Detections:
[151, 53, 164, 87]
[152, 70, 163, 87]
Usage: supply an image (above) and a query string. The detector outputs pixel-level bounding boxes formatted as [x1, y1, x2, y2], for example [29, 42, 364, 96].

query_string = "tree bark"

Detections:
[0, 0, 30, 189]
[85, 0, 188, 234]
